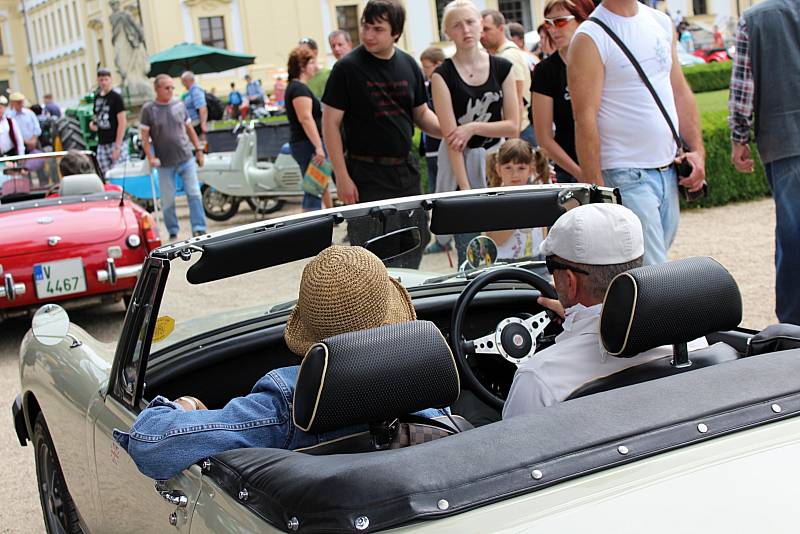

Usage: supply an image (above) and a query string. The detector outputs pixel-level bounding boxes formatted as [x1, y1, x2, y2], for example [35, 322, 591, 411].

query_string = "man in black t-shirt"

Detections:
[322, 0, 440, 268]
[90, 67, 128, 177]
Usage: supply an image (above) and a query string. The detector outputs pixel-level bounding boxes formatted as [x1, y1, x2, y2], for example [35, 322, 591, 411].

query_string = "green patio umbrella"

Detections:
[148, 42, 255, 77]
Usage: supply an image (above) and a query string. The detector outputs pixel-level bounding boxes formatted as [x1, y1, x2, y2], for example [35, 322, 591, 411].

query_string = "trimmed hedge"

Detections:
[683, 61, 732, 93]
[681, 110, 770, 208]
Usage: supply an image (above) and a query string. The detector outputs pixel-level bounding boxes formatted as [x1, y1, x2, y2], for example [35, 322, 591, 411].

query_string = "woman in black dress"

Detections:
[431, 0, 519, 265]
[285, 45, 331, 210]
[531, 0, 595, 183]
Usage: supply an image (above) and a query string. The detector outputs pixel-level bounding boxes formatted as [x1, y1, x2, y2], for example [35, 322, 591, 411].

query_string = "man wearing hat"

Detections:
[503, 203, 670, 418]
[90, 67, 129, 177]
[7, 92, 41, 152]
[0, 96, 24, 157]
[114, 246, 446, 481]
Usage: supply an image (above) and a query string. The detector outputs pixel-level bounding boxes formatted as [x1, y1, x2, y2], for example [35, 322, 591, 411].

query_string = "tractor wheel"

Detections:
[56, 116, 87, 151]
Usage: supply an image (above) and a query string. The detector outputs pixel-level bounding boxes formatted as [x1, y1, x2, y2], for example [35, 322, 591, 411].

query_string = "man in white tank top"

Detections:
[567, 0, 706, 265]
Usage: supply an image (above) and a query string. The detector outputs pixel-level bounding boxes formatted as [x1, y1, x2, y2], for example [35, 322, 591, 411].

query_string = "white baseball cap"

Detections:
[539, 203, 644, 265]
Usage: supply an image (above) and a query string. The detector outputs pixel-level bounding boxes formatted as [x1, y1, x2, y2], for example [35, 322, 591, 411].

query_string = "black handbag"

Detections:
[589, 17, 707, 201]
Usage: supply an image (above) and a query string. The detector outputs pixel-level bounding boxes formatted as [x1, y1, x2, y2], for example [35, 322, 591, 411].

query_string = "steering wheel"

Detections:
[450, 267, 559, 410]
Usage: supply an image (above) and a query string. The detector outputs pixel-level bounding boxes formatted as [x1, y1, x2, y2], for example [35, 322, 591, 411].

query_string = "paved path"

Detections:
[0, 196, 776, 532]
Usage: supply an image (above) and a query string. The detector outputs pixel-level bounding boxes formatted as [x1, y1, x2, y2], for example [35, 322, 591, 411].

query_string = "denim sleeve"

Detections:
[112, 372, 293, 481]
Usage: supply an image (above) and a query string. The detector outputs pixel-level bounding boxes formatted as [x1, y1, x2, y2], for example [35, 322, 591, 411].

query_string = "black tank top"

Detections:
[434, 55, 513, 149]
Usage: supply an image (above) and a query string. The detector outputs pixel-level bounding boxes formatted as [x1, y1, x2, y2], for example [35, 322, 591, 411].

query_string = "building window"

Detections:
[692, 0, 708, 14]
[0, 28, 4, 56]
[499, 0, 532, 30]
[0, 80, 9, 96]
[435, 0, 449, 40]
[335, 5, 360, 46]
[199, 16, 226, 49]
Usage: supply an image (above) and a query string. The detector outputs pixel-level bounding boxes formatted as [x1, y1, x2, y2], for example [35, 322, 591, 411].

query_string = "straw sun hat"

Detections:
[284, 246, 416, 355]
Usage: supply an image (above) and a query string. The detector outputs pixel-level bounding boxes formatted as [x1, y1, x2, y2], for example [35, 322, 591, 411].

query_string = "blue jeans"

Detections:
[602, 166, 679, 265]
[765, 155, 800, 325]
[159, 158, 206, 236]
[520, 124, 537, 147]
[113, 365, 447, 480]
[291, 139, 323, 211]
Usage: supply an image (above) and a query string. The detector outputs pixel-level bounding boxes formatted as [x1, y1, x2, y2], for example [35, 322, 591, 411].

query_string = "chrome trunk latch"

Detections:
[47, 235, 61, 246]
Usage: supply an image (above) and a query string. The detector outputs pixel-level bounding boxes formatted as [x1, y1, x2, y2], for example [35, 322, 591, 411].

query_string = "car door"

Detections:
[91, 395, 202, 532]
[90, 256, 201, 532]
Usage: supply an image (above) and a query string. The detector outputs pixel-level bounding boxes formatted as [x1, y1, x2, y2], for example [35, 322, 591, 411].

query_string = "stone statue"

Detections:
[109, 0, 152, 106]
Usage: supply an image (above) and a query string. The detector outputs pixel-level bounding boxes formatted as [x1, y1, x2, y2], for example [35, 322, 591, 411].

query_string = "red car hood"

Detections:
[0, 200, 129, 258]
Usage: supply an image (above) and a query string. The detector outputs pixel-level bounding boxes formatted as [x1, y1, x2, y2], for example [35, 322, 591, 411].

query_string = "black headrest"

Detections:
[601, 257, 742, 357]
[293, 320, 460, 434]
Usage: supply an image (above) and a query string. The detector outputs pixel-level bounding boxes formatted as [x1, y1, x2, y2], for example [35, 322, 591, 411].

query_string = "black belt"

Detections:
[347, 153, 408, 166]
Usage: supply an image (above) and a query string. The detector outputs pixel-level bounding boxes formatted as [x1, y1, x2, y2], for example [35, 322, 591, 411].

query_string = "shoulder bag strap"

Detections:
[588, 17, 684, 152]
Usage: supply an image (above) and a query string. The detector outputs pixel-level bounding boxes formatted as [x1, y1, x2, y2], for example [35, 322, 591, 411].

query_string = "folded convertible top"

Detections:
[206, 349, 800, 533]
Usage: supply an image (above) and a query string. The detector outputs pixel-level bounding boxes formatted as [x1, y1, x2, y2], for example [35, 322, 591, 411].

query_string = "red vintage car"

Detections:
[0, 151, 160, 319]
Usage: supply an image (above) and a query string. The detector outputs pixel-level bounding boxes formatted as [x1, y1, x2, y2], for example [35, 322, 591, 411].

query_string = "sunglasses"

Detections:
[544, 15, 576, 29]
[545, 256, 589, 275]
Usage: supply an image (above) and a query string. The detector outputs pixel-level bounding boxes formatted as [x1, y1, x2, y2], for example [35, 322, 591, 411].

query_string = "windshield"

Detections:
[0, 151, 103, 204]
[151, 185, 609, 354]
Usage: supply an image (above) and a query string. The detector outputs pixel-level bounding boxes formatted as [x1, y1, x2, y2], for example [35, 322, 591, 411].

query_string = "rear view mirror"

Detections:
[32, 304, 70, 346]
[365, 227, 421, 263]
[465, 235, 498, 270]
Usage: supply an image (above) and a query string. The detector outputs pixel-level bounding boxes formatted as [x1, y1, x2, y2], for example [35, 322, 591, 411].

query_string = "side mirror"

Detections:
[32, 304, 70, 346]
[365, 227, 421, 263]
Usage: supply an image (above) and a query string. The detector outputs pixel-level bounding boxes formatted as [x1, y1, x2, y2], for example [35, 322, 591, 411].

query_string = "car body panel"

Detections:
[383, 417, 800, 533]
[0, 200, 128, 256]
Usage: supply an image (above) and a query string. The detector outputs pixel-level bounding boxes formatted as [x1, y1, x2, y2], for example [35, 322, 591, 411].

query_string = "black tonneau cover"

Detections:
[207, 349, 800, 532]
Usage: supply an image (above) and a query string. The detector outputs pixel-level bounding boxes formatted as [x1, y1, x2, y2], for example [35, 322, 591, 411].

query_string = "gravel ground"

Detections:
[0, 195, 776, 532]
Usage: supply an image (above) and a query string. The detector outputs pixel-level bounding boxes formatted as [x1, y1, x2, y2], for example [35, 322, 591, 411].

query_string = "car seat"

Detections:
[567, 256, 743, 399]
[292, 320, 472, 455]
[60, 173, 105, 197]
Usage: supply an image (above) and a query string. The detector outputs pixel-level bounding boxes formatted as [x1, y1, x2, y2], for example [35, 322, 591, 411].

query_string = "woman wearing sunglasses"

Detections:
[531, 0, 595, 183]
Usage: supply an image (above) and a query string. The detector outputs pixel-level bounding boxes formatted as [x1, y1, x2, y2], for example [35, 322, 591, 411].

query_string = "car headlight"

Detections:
[126, 235, 142, 248]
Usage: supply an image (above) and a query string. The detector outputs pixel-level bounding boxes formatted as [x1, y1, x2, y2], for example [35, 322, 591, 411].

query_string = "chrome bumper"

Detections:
[96, 260, 143, 284]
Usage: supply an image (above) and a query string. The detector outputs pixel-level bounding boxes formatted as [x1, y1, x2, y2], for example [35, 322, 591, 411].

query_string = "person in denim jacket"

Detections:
[114, 246, 447, 480]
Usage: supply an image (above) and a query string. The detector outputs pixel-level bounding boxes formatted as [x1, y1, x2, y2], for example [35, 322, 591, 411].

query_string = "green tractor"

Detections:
[54, 92, 98, 152]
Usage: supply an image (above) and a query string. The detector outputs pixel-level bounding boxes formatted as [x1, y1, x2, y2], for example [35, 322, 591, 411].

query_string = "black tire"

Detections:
[245, 196, 285, 215]
[33, 413, 82, 534]
[56, 116, 87, 151]
[201, 184, 240, 221]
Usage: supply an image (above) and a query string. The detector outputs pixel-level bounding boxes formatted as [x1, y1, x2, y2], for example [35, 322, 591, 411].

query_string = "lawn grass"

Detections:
[696, 89, 729, 115]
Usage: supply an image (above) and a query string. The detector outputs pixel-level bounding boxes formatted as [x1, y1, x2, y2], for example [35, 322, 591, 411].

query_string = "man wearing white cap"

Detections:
[503, 203, 667, 418]
[0, 96, 24, 157]
[7, 92, 41, 152]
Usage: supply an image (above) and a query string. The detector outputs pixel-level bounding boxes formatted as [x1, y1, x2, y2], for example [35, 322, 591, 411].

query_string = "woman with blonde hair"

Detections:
[432, 0, 519, 265]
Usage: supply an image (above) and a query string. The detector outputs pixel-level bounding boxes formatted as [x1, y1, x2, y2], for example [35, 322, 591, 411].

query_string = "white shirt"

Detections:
[7, 107, 42, 142]
[0, 115, 24, 155]
[496, 40, 532, 131]
[502, 303, 707, 418]
[573, 4, 678, 170]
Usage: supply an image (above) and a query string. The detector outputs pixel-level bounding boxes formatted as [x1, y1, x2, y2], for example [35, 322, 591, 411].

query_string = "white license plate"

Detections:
[33, 258, 87, 298]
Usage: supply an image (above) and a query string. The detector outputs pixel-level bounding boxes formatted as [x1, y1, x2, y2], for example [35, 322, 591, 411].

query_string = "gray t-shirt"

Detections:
[140, 99, 193, 167]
